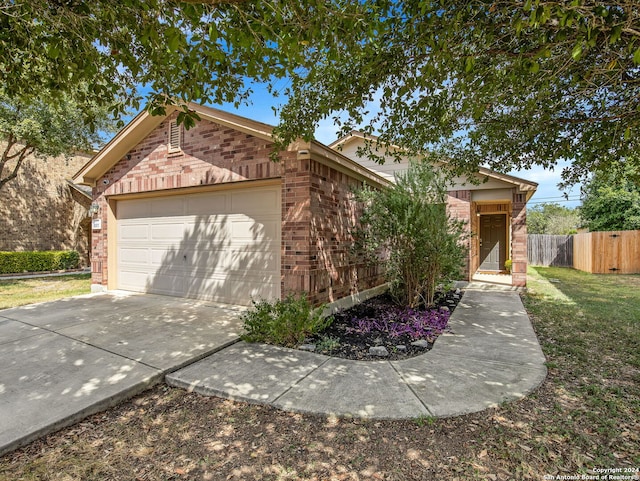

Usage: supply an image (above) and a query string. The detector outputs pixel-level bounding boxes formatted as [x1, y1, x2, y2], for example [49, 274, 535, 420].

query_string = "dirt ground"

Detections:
[1, 366, 637, 481]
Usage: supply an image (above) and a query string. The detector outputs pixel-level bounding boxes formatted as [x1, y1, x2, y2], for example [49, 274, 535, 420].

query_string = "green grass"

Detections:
[518, 266, 640, 466]
[525, 266, 640, 370]
[0, 273, 91, 309]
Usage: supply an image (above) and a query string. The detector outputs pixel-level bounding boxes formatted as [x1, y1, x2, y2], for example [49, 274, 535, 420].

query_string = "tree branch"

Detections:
[0, 144, 34, 191]
[555, 112, 638, 124]
[0, 132, 17, 180]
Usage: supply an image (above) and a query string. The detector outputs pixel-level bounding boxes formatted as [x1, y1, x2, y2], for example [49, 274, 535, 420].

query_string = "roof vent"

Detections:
[168, 120, 182, 152]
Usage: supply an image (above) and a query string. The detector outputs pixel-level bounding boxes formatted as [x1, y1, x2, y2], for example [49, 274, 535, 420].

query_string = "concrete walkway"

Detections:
[167, 289, 547, 419]
[0, 292, 244, 456]
[0, 287, 547, 457]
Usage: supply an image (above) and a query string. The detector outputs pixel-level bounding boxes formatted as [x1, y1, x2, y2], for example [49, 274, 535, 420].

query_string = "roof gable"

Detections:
[73, 103, 275, 186]
[329, 131, 538, 199]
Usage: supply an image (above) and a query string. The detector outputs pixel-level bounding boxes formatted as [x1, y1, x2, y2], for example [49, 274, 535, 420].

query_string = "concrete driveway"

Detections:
[0, 292, 244, 456]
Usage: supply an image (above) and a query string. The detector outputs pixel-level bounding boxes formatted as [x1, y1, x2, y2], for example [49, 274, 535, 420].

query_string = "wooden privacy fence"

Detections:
[573, 230, 640, 274]
[528, 234, 573, 267]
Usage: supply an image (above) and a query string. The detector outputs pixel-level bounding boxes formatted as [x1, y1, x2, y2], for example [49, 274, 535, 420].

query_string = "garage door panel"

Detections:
[147, 274, 186, 297]
[118, 201, 150, 220]
[151, 222, 188, 242]
[184, 275, 227, 302]
[186, 192, 228, 215]
[119, 247, 151, 265]
[117, 270, 152, 291]
[186, 254, 229, 273]
[119, 224, 149, 240]
[184, 220, 230, 243]
[150, 197, 185, 216]
[116, 185, 280, 305]
[228, 250, 278, 272]
[179, 243, 229, 260]
[231, 219, 279, 243]
[231, 189, 279, 214]
[150, 248, 186, 269]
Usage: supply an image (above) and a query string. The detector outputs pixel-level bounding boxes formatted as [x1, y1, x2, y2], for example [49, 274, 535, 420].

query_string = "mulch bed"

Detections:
[303, 289, 463, 360]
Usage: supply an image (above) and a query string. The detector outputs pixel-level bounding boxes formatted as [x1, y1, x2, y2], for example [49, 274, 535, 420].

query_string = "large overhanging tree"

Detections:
[276, 1, 640, 188]
[0, 0, 364, 124]
[2, 1, 639, 187]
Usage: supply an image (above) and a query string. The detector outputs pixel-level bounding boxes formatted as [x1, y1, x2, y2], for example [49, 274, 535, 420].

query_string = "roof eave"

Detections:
[328, 130, 369, 149]
[309, 140, 391, 188]
[72, 108, 167, 186]
[328, 131, 539, 200]
[477, 166, 538, 201]
[65, 180, 92, 200]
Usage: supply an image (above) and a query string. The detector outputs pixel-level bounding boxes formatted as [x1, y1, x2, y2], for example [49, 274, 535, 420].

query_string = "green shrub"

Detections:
[354, 160, 468, 307]
[316, 335, 341, 353]
[240, 294, 333, 347]
[0, 250, 81, 274]
[504, 259, 512, 273]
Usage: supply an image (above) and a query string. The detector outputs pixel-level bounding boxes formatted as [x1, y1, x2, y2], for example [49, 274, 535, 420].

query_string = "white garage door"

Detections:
[116, 185, 281, 305]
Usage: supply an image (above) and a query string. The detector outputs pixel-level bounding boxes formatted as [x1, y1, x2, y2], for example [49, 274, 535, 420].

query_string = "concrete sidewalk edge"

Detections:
[0, 373, 163, 458]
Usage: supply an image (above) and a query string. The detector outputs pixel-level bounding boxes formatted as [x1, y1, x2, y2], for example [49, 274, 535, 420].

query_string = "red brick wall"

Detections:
[279, 155, 384, 305]
[91, 113, 284, 286]
[306, 160, 384, 304]
[97, 117, 279, 197]
[92, 114, 384, 304]
[446, 190, 472, 280]
[280, 156, 312, 298]
[511, 191, 528, 287]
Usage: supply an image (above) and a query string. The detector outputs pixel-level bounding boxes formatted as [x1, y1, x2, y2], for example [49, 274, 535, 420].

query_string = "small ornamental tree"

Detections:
[354, 161, 468, 308]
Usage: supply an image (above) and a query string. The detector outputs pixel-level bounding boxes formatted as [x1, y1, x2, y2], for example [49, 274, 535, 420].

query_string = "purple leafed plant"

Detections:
[346, 305, 451, 341]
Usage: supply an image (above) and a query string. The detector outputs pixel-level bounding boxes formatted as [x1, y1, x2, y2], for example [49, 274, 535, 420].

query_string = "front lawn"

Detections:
[0, 267, 638, 480]
[0, 274, 91, 310]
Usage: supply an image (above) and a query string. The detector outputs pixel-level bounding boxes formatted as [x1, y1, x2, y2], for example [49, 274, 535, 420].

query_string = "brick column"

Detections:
[511, 192, 527, 287]
[281, 154, 313, 300]
[447, 190, 472, 281]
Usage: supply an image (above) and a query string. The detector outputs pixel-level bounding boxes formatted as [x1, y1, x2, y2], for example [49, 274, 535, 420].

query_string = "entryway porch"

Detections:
[470, 200, 517, 284]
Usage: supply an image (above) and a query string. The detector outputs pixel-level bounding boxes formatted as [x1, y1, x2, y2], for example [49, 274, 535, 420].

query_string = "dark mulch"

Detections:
[304, 289, 463, 360]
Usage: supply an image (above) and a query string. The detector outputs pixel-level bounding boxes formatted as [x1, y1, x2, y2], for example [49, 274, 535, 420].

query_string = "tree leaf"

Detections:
[166, 27, 182, 53]
[465, 56, 475, 73]
[572, 42, 583, 60]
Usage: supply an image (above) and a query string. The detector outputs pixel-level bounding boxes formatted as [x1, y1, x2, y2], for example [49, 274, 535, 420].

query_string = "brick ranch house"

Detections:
[73, 103, 536, 307]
